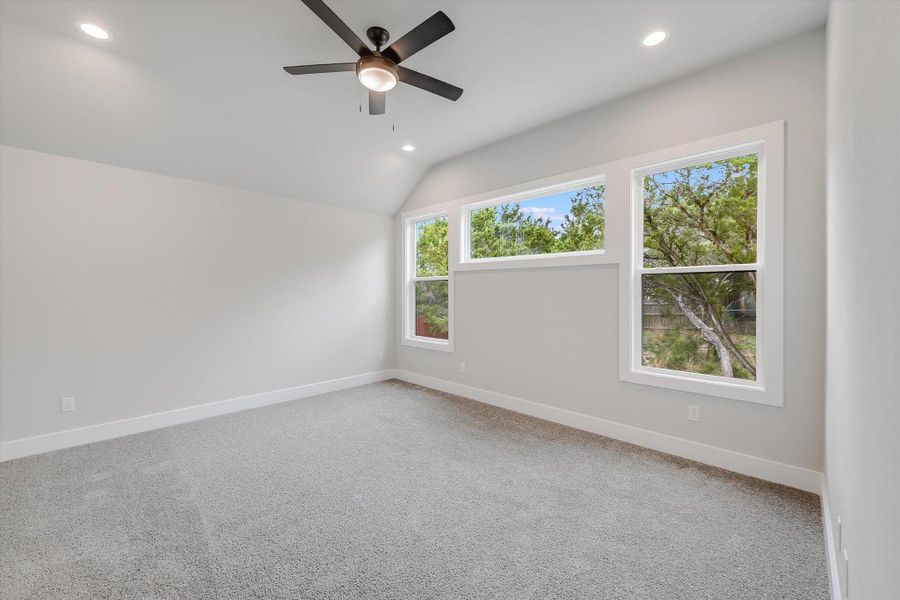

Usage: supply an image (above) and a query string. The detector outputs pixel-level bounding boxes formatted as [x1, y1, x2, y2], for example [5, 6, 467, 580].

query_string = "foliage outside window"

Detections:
[468, 184, 605, 260]
[640, 152, 759, 381]
[413, 216, 449, 341]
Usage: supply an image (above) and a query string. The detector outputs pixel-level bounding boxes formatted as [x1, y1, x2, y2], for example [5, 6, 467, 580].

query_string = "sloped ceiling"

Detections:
[0, 0, 827, 215]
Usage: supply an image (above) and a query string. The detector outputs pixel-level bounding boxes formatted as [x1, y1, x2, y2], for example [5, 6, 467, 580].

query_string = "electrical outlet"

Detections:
[459, 362, 466, 373]
[61, 397, 76, 412]
[377, 352, 384, 362]
[688, 405, 700, 422]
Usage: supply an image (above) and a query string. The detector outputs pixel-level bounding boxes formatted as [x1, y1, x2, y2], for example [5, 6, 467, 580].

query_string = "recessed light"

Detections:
[78, 23, 110, 40]
[641, 30, 668, 47]
[402, 144, 415, 152]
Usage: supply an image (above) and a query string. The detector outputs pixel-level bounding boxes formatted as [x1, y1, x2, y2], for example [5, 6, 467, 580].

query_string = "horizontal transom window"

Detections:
[463, 177, 606, 262]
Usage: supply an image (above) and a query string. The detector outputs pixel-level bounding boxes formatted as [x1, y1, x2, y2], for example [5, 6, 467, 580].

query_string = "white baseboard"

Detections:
[820, 476, 843, 600]
[0, 370, 395, 462]
[392, 369, 823, 494]
[4, 368, 824, 495]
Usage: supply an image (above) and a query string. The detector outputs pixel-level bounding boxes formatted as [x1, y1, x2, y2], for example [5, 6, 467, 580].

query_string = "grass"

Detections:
[642, 328, 756, 381]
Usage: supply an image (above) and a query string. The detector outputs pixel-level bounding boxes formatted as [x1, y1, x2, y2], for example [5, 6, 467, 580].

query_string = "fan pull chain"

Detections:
[391, 92, 398, 133]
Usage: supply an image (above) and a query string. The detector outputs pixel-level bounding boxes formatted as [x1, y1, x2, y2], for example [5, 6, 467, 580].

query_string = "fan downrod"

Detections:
[366, 26, 390, 51]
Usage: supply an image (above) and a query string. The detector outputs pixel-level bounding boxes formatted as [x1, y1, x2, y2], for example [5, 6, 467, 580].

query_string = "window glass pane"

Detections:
[641, 271, 756, 381]
[416, 216, 448, 277]
[469, 185, 605, 259]
[643, 153, 757, 268]
[415, 280, 449, 340]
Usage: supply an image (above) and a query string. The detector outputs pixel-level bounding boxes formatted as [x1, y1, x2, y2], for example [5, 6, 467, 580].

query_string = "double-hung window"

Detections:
[622, 122, 784, 405]
[404, 213, 451, 351]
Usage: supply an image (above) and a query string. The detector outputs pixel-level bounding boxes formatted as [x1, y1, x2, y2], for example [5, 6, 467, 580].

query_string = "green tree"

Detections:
[554, 186, 605, 252]
[415, 281, 449, 338]
[470, 204, 556, 258]
[416, 217, 448, 276]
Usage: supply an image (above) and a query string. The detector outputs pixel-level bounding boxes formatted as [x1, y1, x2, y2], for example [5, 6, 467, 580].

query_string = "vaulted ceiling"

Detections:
[0, 0, 827, 215]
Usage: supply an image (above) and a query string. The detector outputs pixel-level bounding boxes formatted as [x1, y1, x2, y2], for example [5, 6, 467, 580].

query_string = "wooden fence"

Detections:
[642, 304, 756, 335]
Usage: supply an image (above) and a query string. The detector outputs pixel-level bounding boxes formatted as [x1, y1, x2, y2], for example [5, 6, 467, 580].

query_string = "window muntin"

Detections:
[410, 215, 449, 343]
[466, 181, 605, 261]
[636, 150, 761, 383]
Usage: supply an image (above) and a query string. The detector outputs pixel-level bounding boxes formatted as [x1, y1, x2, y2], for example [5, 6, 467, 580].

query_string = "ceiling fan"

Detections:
[283, 0, 463, 115]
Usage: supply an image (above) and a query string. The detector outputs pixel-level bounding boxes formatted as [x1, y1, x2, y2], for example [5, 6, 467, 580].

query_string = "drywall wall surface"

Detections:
[397, 30, 826, 471]
[0, 146, 394, 442]
[825, 1, 900, 598]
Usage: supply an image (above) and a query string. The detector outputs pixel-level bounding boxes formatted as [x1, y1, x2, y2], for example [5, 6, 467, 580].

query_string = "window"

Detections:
[622, 122, 784, 405]
[405, 213, 451, 350]
[463, 177, 605, 263]
[641, 151, 759, 381]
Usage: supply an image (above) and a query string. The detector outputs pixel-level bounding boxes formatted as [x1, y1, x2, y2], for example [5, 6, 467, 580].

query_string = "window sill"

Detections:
[402, 337, 454, 353]
[456, 250, 615, 272]
[620, 367, 782, 407]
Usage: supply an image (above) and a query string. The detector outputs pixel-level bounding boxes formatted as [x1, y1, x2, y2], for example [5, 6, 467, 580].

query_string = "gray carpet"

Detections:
[0, 380, 828, 599]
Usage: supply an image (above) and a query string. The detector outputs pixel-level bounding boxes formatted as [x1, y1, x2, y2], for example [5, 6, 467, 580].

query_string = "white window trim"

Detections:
[402, 208, 454, 352]
[399, 164, 617, 354]
[618, 121, 785, 406]
[458, 173, 611, 271]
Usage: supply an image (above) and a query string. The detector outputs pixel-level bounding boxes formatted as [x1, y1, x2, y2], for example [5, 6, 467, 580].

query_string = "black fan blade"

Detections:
[398, 67, 463, 101]
[369, 90, 386, 115]
[300, 0, 371, 56]
[283, 62, 356, 75]
[381, 11, 455, 64]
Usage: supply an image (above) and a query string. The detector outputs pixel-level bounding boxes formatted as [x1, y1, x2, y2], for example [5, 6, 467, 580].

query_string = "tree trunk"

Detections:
[707, 309, 757, 376]
[677, 274, 756, 378]
[673, 294, 733, 378]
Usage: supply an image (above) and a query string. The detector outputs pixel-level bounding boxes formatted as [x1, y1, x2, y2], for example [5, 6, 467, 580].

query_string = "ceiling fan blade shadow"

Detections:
[398, 67, 463, 101]
[369, 90, 386, 115]
[300, 0, 372, 56]
[283, 63, 356, 75]
[381, 11, 454, 64]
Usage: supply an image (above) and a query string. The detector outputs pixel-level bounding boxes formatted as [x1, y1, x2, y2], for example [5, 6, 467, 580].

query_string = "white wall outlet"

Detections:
[377, 352, 384, 361]
[61, 396, 76, 412]
[459, 362, 466, 373]
[688, 405, 700, 422]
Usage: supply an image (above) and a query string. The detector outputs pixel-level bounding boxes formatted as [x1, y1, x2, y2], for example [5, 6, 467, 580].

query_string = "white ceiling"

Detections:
[0, 0, 827, 215]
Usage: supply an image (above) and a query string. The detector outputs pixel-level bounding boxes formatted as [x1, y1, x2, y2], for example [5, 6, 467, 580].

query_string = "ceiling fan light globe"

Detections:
[358, 67, 397, 92]
[356, 56, 400, 92]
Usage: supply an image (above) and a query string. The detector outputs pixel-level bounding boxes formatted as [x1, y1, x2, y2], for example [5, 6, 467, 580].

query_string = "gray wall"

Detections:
[825, 1, 900, 597]
[0, 146, 394, 443]
[397, 30, 826, 471]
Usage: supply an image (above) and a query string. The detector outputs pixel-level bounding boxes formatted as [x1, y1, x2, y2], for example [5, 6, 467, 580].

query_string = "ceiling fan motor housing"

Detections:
[366, 26, 391, 50]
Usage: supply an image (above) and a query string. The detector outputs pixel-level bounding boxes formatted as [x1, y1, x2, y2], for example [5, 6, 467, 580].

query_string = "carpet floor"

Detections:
[0, 380, 829, 599]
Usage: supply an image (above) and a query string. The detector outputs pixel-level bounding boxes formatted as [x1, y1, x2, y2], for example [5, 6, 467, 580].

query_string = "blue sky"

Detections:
[515, 189, 583, 230]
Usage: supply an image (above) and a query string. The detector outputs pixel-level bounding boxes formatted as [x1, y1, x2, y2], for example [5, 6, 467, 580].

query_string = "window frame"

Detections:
[618, 121, 784, 406]
[459, 174, 608, 270]
[403, 209, 453, 352]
